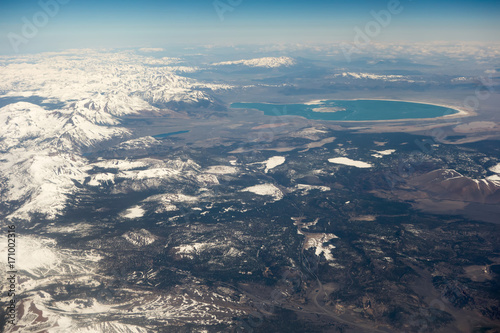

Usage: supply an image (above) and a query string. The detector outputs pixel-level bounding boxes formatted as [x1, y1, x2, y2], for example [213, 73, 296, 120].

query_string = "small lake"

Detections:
[153, 130, 190, 138]
[230, 100, 459, 121]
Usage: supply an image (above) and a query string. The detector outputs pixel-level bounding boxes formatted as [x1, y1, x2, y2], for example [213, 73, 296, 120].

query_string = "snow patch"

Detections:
[143, 193, 198, 213]
[371, 149, 395, 158]
[292, 218, 338, 262]
[205, 165, 239, 174]
[328, 157, 372, 168]
[122, 229, 157, 246]
[373, 149, 395, 155]
[70, 321, 151, 333]
[55, 298, 113, 314]
[174, 242, 217, 258]
[304, 234, 337, 261]
[122, 206, 145, 219]
[13, 236, 60, 275]
[295, 184, 330, 192]
[92, 159, 150, 171]
[87, 172, 116, 186]
[489, 163, 500, 174]
[241, 184, 283, 201]
[487, 174, 500, 182]
[0, 236, 101, 280]
[263, 156, 286, 173]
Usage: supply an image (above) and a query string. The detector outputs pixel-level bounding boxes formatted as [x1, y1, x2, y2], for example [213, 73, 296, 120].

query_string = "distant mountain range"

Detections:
[211, 56, 296, 68]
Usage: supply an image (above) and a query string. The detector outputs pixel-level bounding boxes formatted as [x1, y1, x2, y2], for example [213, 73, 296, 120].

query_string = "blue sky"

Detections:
[1, 0, 499, 54]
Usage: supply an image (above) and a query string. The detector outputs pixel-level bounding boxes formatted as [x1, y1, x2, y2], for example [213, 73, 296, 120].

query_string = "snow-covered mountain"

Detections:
[211, 56, 296, 68]
[0, 49, 231, 220]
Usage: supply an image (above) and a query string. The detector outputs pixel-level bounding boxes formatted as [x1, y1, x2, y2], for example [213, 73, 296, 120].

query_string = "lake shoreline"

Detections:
[231, 99, 473, 123]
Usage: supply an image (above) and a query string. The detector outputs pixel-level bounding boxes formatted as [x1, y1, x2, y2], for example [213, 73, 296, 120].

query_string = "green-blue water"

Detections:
[230, 100, 458, 121]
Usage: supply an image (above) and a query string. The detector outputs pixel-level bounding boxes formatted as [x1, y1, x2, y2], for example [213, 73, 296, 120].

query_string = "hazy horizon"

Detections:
[1, 0, 499, 55]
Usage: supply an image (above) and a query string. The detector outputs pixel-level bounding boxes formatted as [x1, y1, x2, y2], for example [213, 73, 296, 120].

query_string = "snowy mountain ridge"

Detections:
[212, 56, 296, 68]
[0, 49, 229, 220]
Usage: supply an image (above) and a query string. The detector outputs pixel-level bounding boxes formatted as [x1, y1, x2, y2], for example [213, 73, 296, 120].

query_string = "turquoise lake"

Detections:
[230, 100, 458, 121]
